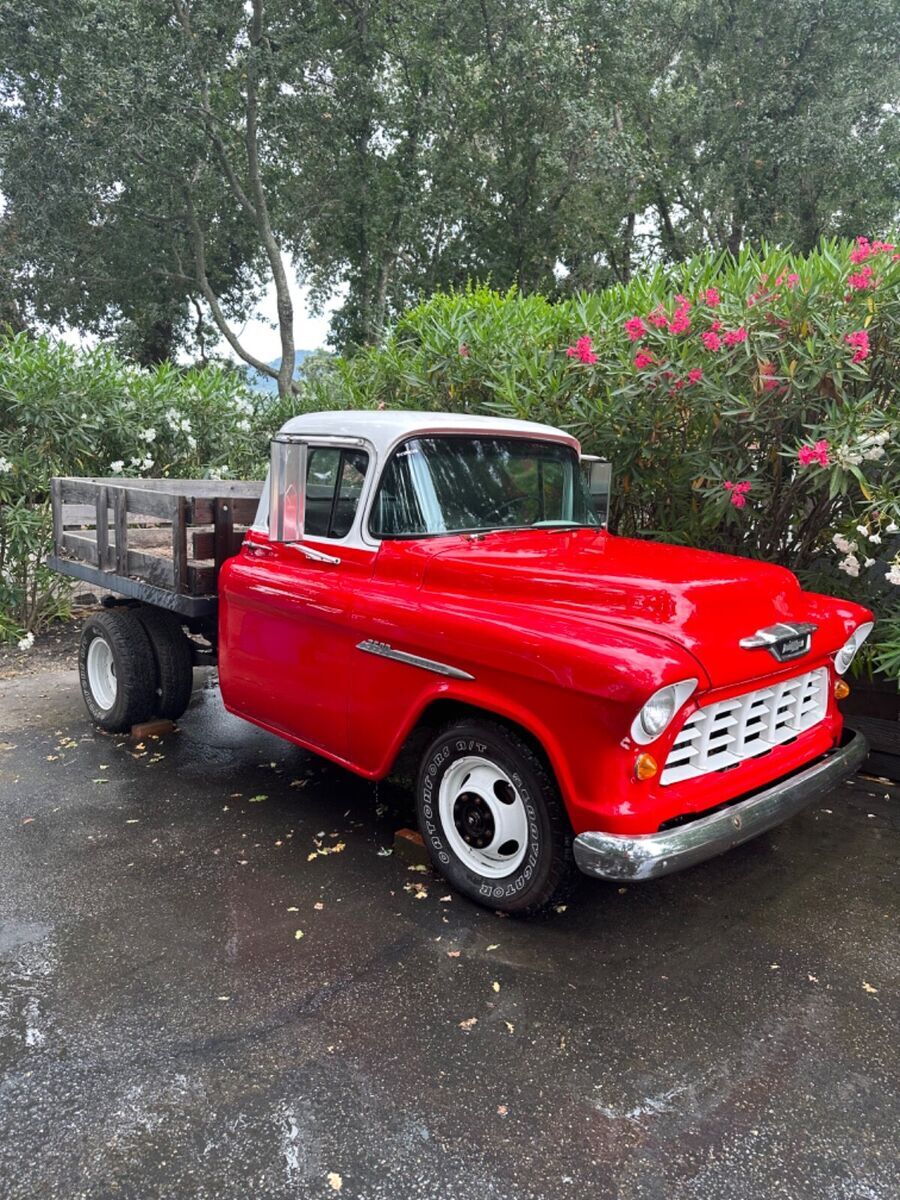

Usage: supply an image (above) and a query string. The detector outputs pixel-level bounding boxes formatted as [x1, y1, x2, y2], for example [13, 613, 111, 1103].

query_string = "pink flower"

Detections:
[701, 330, 721, 352]
[848, 265, 875, 291]
[667, 294, 692, 335]
[687, 368, 704, 384]
[566, 335, 597, 364]
[624, 316, 646, 342]
[704, 288, 720, 307]
[459, 343, 470, 357]
[845, 329, 870, 364]
[647, 305, 669, 328]
[634, 349, 655, 370]
[759, 361, 779, 392]
[787, 273, 799, 288]
[723, 327, 747, 347]
[798, 440, 830, 468]
[724, 480, 752, 509]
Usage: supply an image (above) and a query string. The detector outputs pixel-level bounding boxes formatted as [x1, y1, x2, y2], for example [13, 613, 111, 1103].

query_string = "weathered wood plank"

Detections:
[113, 490, 128, 574]
[214, 498, 235, 578]
[95, 487, 109, 570]
[62, 532, 176, 589]
[173, 495, 188, 594]
[192, 527, 246, 560]
[51, 478, 63, 548]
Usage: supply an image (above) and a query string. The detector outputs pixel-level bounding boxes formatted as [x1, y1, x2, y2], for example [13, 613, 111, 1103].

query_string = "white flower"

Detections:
[855, 525, 868, 537]
[864, 558, 875, 568]
[140, 428, 157, 443]
[862, 445, 885, 461]
[17, 632, 35, 651]
[109, 460, 124, 474]
[836, 446, 863, 467]
[838, 554, 860, 578]
[129, 456, 142, 467]
[165, 408, 180, 426]
[832, 533, 855, 554]
[886, 564, 900, 586]
[141, 456, 154, 471]
[236, 419, 251, 432]
[186, 434, 197, 451]
[887, 522, 899, 534]
[179, 417, 192, 434]
[868, 532, 882, 545]
[0, 456, 11, 474]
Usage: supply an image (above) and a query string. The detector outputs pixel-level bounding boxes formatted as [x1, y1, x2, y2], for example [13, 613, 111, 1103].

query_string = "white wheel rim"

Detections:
[86, 636, 117, 710]
[438, 755, 529, 877]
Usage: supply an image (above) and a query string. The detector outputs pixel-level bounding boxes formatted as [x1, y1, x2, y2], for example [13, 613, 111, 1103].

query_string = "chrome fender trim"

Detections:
[356, 639, 475, 681]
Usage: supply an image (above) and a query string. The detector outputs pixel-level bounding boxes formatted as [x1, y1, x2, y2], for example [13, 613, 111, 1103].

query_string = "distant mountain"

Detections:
[245, 351, 315, 395]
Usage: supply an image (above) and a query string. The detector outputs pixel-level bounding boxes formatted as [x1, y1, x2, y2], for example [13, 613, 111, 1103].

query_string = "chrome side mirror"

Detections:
[269, 438, 307, 542]
[581, 456, 611, 528]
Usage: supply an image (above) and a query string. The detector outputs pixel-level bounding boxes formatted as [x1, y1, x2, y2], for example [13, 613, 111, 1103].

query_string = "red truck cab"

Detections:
[213, 411, 871, 912]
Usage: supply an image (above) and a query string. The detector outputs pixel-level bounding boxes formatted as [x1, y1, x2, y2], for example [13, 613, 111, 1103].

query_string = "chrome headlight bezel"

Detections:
[834, 621, 874, 675]
[631, 679, 699, 746]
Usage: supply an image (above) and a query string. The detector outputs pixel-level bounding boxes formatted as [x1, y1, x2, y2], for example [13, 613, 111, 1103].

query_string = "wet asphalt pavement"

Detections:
[1, 653, 898, 1200]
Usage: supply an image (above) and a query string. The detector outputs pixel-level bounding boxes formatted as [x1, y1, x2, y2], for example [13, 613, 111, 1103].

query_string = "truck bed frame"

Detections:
[49, 476, 264, 619]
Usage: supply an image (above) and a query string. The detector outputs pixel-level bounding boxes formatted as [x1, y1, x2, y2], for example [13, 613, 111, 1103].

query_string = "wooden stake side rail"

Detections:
[50, 476, 264, 618]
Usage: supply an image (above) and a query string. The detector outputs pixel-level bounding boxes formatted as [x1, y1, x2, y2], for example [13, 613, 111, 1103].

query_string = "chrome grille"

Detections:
[660, 667, 829, 786]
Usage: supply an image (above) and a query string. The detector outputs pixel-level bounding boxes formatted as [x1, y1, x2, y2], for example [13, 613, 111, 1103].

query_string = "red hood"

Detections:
[421, 528, 865, 688]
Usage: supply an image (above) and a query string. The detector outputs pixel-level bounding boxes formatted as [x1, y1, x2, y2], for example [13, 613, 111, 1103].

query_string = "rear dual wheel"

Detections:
[78, 606, 194, 733]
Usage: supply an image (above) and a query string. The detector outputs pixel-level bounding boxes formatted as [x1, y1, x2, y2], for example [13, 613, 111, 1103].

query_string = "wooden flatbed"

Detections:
[49, 476, 264, 619]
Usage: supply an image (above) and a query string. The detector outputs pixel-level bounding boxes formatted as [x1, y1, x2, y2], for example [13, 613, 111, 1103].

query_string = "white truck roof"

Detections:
[277, 410, 581, 456]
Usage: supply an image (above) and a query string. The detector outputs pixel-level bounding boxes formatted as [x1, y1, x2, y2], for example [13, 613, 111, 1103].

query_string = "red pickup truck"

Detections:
[52, 411, 872, 913]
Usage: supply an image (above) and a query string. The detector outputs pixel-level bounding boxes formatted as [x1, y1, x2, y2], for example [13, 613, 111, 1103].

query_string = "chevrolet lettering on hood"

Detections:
[739, 621, 818, 662]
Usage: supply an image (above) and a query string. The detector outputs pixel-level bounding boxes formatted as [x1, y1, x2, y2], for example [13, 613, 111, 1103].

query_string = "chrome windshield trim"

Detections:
[356, 639, 474, 681]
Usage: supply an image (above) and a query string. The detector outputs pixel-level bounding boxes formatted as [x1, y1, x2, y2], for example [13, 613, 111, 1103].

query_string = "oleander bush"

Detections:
[3, 237, 899, 685]
[303, 237, 900, 682]
[0, 336, 272, 639]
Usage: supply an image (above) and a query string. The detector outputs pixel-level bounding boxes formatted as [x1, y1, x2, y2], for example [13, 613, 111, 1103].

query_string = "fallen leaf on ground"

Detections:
[376, 847, 392, 857]
[287, 906, 299, 912]
[314, 902, 324, 911]
[504, 1021, 515, 1034]
[249, 794, 267, 803]
[22, 817, 34, 825]
[294, 930, 304, 940]
[553, 904, 567, 914]
[407, 864, 428, 873]
[447, 950, 461, 958]
[290, 779, 308, 789]
[217, 996, 230, 1001]
[125, 819, 139, 824]
[440, 895, 452, 902]
[92, 779, 109, 784]
[862, 981, 878, 994]
[808, 974, 819, 983]
[497, 1105, 508, 1116]
[327, 1172, 342, 1192]
[492, 981, 500, 993]
[459, 1017, 478, 1031]
[486, 944, 500, 951]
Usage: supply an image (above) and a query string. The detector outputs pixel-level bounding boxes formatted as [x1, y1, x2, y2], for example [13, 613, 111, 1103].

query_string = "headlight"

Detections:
[834, 621, 874, 675]
[631, 679, 698, 745]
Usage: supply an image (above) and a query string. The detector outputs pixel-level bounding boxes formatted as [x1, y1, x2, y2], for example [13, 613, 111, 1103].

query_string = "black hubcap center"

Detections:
[453, 791, 495, 850]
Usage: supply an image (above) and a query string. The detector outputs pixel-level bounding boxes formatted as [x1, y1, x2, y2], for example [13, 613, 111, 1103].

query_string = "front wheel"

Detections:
[416, 718, 575, 915]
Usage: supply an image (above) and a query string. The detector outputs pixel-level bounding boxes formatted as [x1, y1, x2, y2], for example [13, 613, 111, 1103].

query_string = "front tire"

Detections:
[78, 609, 158, 732]
[416, 718, 575, 915]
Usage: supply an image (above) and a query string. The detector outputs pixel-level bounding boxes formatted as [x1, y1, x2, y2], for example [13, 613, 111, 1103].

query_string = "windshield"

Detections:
[370, 435, 600, 538]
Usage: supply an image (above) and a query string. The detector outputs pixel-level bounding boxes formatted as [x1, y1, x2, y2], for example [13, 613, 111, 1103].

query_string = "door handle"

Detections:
[287, 543, 342, 566]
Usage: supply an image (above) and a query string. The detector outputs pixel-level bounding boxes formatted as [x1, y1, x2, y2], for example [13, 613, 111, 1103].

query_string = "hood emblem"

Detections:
[739, 622, 817, 662]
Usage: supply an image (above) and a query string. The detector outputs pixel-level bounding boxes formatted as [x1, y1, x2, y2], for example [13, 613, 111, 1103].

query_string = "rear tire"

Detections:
[135, 606, 194, 721]
[416, 718, 575, 915]
[78, 609, 158, 732]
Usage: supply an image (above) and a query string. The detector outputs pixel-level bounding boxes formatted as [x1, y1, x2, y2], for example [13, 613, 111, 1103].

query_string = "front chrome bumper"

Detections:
[573, 729, 868, 882]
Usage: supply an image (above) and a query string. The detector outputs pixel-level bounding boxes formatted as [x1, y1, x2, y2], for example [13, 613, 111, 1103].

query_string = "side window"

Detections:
[305, 447, 369, 539]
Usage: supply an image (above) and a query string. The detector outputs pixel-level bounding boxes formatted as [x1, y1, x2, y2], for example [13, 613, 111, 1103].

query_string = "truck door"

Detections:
[219, 445, 374, 762]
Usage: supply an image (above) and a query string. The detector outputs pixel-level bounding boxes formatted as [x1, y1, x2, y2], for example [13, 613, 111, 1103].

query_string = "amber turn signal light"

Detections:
[634, 753, 659, 781]
[834, 678, 850, 701]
